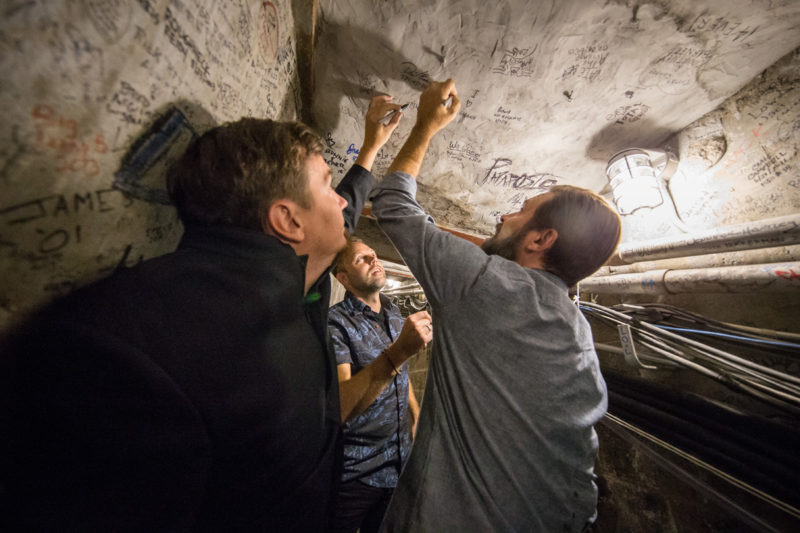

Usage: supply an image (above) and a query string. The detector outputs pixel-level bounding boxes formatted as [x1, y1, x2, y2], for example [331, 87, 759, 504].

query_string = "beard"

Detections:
[480, 234, 518, 261]
[349, 272, 387, 294]
[481, 223, 523, 261]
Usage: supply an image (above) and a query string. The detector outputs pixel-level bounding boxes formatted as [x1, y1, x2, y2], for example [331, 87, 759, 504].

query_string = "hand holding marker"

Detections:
[379, 103, 409, 125]
[379, 94, 453, 125]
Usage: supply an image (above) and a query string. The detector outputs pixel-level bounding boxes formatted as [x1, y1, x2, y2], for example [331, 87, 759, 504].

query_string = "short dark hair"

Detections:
[332, 235, 364, 275]
[525, 185, 621, 286]
[167, 118, 323, 229]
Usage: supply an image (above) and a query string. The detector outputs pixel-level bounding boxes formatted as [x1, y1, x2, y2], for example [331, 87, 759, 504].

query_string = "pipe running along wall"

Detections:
[583, 214, 800, 294]
[614, 214, 800, 264]
[581, 262, 800, 294]
[596, 245, 800, 276]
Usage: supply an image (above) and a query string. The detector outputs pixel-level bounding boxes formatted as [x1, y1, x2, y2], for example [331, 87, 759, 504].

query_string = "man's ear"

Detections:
[263, 200, 304, 244]
[334, 271, 349, 288]
[522, 228, 558, 253]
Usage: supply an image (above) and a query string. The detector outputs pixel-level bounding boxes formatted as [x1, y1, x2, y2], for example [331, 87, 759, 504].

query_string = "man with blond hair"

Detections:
[329, 236, 431, 533]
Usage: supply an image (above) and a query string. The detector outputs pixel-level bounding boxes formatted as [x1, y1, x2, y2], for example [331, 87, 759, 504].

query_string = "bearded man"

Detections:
[371, 79, 622, 533]
[328, 237, 432, 533]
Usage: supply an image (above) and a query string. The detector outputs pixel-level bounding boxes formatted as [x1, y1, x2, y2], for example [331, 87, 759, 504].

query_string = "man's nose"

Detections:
[337, 193, 348, 209]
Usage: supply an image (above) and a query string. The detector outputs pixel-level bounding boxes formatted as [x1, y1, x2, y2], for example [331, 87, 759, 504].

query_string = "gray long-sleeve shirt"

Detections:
[371, 172, 607, 532]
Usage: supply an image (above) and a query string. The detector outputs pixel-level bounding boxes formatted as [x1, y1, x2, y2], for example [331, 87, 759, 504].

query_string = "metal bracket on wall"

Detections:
[113, 107, 197, 205]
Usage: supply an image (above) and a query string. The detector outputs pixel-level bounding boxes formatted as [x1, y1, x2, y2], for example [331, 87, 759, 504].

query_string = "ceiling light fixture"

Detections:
[605, 148, 678, 215]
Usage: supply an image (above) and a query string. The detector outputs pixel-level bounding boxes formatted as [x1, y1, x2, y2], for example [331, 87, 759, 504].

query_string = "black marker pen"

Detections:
[379, 103, 409, 125]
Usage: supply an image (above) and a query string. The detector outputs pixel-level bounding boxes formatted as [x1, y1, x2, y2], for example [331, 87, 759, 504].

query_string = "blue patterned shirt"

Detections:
[328, 292, 411, 488]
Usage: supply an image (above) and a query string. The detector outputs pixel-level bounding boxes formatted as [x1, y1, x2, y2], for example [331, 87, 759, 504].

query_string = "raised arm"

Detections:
[387, 79, 460, 178]
[370, 80, 491, 306]
[355, 94, 403, 171]
[337, 94, 404, 232]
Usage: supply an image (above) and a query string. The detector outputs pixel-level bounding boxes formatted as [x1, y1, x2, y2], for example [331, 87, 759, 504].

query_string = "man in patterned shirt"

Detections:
[328, 237, 432, 533]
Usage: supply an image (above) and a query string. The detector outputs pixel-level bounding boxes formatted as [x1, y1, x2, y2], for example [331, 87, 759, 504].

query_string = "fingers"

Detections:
[437, 78, 457, 100]
[408, 311, 433, 344]
[423, 79, 457, 106]
[415, 78, 460, 135]
[392, 310, 433, 365]
[367, 99, 401, 123]
[361, 95, 403, 157]
[370, 94, 393, 106]
[409, 310, 432, 324]
[440, 78, 460, 117]
[416, 321, 433, 346]
[385, 108, 403, 126]
[422, 321, 433, 343]
[445, 92, 461, 115]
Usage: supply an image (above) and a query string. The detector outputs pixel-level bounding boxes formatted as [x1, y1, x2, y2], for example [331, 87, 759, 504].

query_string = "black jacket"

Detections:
[1, 164, 375, 531]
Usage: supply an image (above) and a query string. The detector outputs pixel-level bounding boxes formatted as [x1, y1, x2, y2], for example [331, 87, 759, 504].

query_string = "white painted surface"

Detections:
[1, 0, 799, 330]
[314, 0, 800, 236]
[1, 1, 300, 329]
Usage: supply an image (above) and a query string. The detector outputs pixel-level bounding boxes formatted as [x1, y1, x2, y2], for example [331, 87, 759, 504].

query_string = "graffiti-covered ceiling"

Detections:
[313, 0, 800, 237]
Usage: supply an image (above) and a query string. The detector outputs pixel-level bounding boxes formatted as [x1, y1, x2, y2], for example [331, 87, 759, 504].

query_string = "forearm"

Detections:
[408, 382, 420, 438]
[387, 125, 436, 179]
[371, 173, 488, 306]
[354, 140, 381, 171]
[387, 78, 459, 177]
[339, 343, 406, 422]
[354, 94, 403, 173]
[336, 163, 376, 233]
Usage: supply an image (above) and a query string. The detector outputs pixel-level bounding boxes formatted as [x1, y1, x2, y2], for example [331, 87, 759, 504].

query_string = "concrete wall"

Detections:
[1, 1, 798, 530]
[1, 1, 304, 332]
[622, 46, 800, 242]
[3, 1, 797, 334]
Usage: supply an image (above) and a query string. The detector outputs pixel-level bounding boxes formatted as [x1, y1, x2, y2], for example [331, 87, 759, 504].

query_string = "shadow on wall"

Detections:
[112, 100, 216, 207]
[585, 117, 676, 164]
[311, 20, 433, 134]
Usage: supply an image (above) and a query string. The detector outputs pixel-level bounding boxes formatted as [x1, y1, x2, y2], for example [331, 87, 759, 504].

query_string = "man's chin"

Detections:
[480, 236, 498, 254]
[481, 235, 518, 261]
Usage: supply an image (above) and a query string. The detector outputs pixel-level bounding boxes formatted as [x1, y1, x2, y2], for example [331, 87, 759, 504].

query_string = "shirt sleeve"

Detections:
[369, 171, 490, 307]
[328, 314, 355, 366]
[336, 164, 376, 234]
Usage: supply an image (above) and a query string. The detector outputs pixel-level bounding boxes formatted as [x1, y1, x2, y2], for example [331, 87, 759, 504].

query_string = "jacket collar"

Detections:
[178, 223, 298, 261]
[179, 223, 309, 286]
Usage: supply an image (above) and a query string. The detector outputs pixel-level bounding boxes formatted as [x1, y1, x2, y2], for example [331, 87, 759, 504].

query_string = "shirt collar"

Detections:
[342, 291, 395, 316]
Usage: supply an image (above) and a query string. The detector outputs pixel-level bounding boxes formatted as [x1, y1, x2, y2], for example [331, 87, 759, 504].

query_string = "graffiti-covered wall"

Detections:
[0, 1, 302, 332]
[621, 46, 800, 243]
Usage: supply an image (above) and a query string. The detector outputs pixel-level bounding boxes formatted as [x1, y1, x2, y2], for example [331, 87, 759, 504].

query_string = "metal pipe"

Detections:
[595, 245, 800, 276]
[615, 214, 800, 263]
[580, 261, 800, 294]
